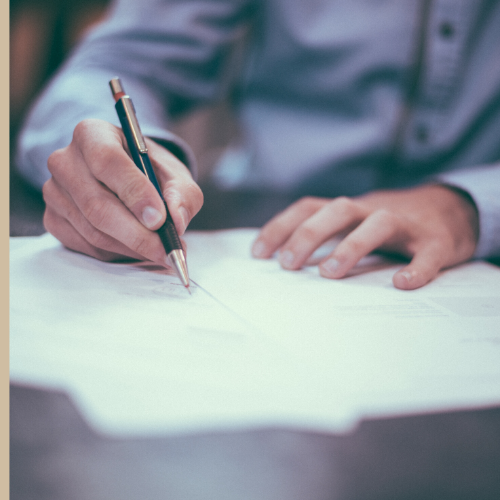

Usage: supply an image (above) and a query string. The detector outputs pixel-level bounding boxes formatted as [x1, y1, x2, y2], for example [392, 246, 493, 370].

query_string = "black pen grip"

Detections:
[157, 215, 182, 253]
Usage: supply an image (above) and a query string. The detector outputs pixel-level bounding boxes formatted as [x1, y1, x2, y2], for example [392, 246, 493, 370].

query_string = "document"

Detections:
[10, 230, 500, 437]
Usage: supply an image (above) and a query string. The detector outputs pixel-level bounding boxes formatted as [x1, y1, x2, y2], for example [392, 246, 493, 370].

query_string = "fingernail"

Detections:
[252, 240, 267, 258]
[399, 271, 413, 284]
[142, 206, 162, 229]
[320, 258, 341, 276]
[398, 271, 415, 286]
[393, 270, 416, 290]
[178, 207, 189, 234]
[279, 250, 295, 268]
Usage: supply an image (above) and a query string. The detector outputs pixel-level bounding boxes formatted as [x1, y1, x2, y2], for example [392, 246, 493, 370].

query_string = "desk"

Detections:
[10, 172, 500, 500]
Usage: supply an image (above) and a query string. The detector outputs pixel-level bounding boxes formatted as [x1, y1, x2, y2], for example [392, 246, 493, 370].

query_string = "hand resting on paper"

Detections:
[251, 185, 479, 290]
[42, 119, 203, 266]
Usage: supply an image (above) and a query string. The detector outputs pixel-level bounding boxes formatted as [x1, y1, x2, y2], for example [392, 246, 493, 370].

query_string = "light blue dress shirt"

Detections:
[16, 0, 500, 257]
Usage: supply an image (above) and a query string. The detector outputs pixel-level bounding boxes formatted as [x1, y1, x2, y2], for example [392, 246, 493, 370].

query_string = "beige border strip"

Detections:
[4, 1, 11, 496]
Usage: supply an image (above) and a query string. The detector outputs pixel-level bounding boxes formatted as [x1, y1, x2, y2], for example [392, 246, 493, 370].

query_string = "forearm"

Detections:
[15, 68, 197, 190]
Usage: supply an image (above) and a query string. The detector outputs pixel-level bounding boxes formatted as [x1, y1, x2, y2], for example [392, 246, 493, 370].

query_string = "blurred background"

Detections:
[10, 0, 110, 142]
[10, 0, 111, 235]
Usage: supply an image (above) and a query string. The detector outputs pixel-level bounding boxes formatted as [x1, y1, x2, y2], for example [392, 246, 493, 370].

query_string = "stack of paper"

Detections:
[10, 230, 500, 436]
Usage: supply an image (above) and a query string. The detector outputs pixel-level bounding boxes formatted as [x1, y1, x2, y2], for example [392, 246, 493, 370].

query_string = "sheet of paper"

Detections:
[189, 230, 500, 421]
[9, 233, 354, 436]
[10, 230, 500, 437]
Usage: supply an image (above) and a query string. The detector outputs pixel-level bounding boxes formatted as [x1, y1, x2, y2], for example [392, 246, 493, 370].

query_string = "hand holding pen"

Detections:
[42, 85, 203, 283]
[109, 77, 191, 292]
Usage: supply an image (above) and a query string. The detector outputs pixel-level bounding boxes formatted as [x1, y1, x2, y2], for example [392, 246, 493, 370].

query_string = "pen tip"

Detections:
[186, 285, 192, 295]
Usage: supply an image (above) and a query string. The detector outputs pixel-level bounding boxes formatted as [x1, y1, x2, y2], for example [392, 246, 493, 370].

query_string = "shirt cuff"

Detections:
[141, 126, 198, 181]
[436, 164, 500, 259]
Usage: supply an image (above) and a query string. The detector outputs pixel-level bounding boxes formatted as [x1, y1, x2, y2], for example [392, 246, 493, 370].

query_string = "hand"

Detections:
[251, 185, 479, 290]
[43, 119, 203, 265]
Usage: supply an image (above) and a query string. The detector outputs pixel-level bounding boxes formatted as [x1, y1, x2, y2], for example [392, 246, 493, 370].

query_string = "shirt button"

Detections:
[414, 124, 429, 143]
[438, 21, 455, 39]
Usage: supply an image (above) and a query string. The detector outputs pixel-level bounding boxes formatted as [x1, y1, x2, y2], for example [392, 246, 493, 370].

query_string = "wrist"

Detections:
[433, 183, 479, 245]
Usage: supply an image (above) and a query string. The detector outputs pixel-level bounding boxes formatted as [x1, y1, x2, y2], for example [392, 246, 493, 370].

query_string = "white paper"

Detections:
[10, 230, 500, 437]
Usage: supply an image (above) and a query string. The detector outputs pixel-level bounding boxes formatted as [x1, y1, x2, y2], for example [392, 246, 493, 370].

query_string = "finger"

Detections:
[72, 120, 168, 231]
[162, 179, 204, 236]
[319, 209, 401, 278]
[74, 126, 199, 259]
[392, 242, 447, 290]
[252, 197, 328, 259]
[44, 206, 133, 262]
[48, 147, 168, 265]
[77, 184, 168, 264]
[276, 197, 367, 270]
[43, 178, 145, 260]
[148, 139, 204, 235]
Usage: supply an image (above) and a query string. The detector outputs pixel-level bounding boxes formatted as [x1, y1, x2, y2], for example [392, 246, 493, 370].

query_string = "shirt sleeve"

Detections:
[437, 163, 500, 259]
[15, 0, 253, 189]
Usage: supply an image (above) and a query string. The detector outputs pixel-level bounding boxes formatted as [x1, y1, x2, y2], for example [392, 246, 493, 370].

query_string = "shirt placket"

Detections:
[401, 0, 475, 163]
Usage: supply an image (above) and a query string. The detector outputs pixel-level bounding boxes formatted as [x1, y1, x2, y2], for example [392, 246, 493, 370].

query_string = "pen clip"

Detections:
[121, 98, 148, 154]
[109, 77, 148, 154]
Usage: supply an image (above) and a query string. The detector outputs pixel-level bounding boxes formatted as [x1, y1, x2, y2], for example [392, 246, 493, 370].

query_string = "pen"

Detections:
[109, 77, 191, 293]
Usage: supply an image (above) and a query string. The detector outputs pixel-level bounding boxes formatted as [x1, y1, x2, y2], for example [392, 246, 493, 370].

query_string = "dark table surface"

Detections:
[10, 169, 500, 500]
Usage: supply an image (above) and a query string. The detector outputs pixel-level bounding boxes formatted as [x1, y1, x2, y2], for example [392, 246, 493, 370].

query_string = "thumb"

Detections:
[392, 245, 446, 290]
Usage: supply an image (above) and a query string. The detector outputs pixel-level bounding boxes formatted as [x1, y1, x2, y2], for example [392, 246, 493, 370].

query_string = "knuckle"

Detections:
[73, 119, 119, 178]
[81, 195, 110, 230]
[258, 223, 276, 241]
[42, 181, 78, 222]
[332, 196, 357, 215]
[89, 148, 116, 179]
[85, 229, 110, 251]
[47, 148, 66, 176]
[73, 118, 100, 143]
[41, 179, 54, 204]
[43, 209, 70, 248]
[163, 180, 204, 219]
[120, 175, 150, 206]
[343, 237, 365, 256]
[189, 183, 204, 213]
[64, 202, 80, 224]
[43, 208, 56, 235]
[295, 224, 319, 242]
[373, 208, 398, 226]
[75, 216, 109, 250]
[129, 234, 154, 257]
[297, 196, 320, 210]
